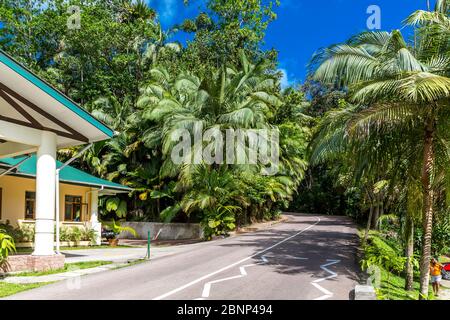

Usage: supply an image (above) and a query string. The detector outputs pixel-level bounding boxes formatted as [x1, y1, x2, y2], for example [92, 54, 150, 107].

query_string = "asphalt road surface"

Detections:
[6, 214, 361, 300]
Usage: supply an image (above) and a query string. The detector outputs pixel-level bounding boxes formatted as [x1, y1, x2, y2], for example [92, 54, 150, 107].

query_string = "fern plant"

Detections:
[0, 229, 16, 266]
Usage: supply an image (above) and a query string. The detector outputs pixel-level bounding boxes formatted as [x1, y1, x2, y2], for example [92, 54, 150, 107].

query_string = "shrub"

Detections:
[59, 226, 97, 243]
[0, 229, 15, 266]
[69, 228, 82, 242]
[59, 227, 71, 242]
[0, 223, 35, 243]
[414, 216, 450, 257]
[102, 220, 137, 239]
[16, 224, 35, 242]
[431, 217, 450, 257]
[361, 235, 406, 275]
[80, 226, 97, 243]
[201, 205, 239, 240]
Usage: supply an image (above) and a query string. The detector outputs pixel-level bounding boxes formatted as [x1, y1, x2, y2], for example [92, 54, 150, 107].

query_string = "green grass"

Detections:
[11, 260, 112, 277]
[359, 230, 436, 300]
[373, 266, 437, 300]
[375, 268, 434, 300]
[439, 255, 450, 263]
[0, 282, 52, 298]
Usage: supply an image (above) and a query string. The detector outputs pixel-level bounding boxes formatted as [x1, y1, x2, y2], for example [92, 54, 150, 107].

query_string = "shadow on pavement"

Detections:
[218, 215, 362, 284]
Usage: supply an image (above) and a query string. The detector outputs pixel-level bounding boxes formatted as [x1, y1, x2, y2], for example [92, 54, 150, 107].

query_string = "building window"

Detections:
[65, 195, 82, 222]
[25, 191, 36, 220]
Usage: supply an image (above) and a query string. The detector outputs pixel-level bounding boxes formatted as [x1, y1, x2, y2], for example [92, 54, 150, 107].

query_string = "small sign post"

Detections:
[146, 230, 151, 260]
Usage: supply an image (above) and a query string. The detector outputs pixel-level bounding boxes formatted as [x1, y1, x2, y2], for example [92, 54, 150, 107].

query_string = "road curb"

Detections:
[227, 215, 291, 238]
[354, 285, 377, 300]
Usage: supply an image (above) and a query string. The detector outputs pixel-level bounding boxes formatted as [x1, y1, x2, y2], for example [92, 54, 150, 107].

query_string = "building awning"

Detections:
[0, 50, 114, 156]
[0, 155, 132, 194]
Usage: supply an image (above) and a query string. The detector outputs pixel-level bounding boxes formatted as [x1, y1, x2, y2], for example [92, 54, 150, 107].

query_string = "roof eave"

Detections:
[0, 49, 114, 139]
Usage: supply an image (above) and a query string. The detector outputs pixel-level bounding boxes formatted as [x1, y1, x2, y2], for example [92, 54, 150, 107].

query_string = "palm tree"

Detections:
[178, 164, 249, 238]
[137, 51, 282, 178]
[135, 52, 305, 230]
[310, 2, 450, 298]
[143, 22, 181, 66]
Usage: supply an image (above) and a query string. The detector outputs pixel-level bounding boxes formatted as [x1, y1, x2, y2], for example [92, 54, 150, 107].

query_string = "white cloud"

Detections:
[279, 68, 296, 89]
[148, 0, 177, 25]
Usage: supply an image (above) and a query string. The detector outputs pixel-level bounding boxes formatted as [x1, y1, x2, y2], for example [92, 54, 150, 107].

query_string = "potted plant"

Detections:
[102, 220, 137, 247]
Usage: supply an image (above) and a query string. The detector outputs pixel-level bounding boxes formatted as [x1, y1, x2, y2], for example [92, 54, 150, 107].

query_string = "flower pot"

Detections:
[108, 238, 119, 247]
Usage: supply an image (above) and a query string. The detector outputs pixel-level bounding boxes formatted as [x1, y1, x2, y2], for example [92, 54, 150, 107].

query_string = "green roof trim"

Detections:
[0, 155, 131, 193]
[0, 50, 114, 138]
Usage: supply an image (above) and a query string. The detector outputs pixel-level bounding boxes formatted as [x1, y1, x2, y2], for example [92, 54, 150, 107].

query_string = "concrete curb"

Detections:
[354, 285, 377, 300]
[228, 216, 291, 238]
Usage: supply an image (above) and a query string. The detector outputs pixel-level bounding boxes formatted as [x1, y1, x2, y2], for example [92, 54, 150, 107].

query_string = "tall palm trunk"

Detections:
[404, 213, 415, 291]
[363, 205, 374, 247]
[419, 116, 436, 299]
[363, 188, 375, 247]
[372, 199, 380, 230]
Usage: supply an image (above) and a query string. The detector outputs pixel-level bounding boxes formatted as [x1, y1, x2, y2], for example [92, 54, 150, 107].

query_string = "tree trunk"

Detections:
[404, 214, 415, 291]
[419, 117, 436, 300]
[363, 205, 374, 247]
[372, 201, 380, 230]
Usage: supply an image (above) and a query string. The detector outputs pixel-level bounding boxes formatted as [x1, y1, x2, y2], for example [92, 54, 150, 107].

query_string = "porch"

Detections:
[0, 49, 119, 270]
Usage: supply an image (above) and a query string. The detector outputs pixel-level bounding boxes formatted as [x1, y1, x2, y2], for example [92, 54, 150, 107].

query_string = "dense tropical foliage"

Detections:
[0, 0, 307, 229]
[0, 0, 449, 300]
[309, 0, 450, 299]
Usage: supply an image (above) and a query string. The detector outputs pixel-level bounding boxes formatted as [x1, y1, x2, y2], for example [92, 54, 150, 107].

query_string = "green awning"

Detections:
[0, 155, 131, 193]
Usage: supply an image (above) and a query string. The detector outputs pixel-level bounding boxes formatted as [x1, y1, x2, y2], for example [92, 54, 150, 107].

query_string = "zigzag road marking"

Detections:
[199, 255, 269, 299]
[199, 255, 309, 299]
[153, 217, 320, 300]
[312, 259, 341, 300]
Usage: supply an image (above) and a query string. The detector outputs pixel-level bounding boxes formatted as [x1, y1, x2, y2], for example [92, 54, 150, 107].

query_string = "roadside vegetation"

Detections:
[0, 0, 449, 300]
[9, 261, 113, 277]
[360, 230, 434, 300]
[0, 282, 51, 298]
[0, 0, 309, 235]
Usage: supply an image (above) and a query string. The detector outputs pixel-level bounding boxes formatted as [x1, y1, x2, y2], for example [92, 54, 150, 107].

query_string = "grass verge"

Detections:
[359, 229, 435, 300]
[0, 282, 52, 298]
[11, 260, 112, 277]
[376, 267, 434, 300]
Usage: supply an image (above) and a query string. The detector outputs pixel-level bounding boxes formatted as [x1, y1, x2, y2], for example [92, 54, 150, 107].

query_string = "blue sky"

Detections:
[150, 0, 432, 87]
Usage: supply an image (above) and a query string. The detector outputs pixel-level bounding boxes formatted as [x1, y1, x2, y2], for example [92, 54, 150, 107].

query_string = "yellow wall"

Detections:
[0, 175, 92, 226]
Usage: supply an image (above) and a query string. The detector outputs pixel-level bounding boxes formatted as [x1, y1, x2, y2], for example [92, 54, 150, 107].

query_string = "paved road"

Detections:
[6, 214, 361, 300]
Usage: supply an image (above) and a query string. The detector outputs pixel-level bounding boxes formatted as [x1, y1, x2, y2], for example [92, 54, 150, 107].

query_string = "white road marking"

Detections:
[312, 259, 341, 300]
[311, 283, 333, 300]
[153, 217, 321, 300]
[202, 275, 246, 298]
[200, 255, 273, 299]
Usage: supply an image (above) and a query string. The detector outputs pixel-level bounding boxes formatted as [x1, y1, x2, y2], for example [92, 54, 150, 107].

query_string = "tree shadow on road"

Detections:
[218, 215, 363, 285]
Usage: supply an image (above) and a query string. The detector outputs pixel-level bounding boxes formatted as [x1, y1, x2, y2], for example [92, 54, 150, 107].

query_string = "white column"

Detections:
[32, 131, 57, 256]
[90, 190, 102, 245]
